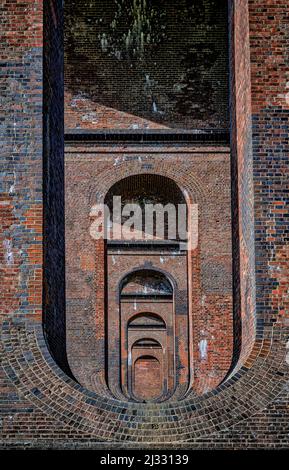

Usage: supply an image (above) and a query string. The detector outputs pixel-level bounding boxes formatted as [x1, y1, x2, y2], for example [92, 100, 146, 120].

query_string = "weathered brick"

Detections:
[1, 0, 289, 450]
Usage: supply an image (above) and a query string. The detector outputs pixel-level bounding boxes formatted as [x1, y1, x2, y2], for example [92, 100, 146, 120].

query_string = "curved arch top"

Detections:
[128, 313, 167, 329]
[120, 269, 174, 297]
[2, 0, 289, 452]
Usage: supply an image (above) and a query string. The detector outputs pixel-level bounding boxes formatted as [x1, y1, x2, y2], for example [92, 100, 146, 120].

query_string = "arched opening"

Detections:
[103, 174, 190, 401]
[105, 173, 187, 242]
[128, 313, 166, 329]
[127, 315, 167, 401]
[133, 355, 163, 402]
[121, 270, 173, 299]
[114, 268, 178, 401]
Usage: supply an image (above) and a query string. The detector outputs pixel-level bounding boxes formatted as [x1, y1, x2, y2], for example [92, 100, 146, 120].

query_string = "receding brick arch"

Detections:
[3, 0, 289, 449]
[119, 267, 176, 295]
[89, 164, 207, 207]
[103, 172, 191, 402]
[119, 269, 176, 402]
[84, 157, 236, 396]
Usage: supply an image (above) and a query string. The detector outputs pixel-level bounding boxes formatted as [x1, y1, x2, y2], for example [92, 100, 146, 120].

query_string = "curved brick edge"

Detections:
[3, 156, 288, 444]
[1, 315, 288, 443]
[87, 156, 207, 207]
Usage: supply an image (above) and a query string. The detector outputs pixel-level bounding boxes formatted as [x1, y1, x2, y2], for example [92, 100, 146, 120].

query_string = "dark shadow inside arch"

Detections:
[120, 269, 174, 299]
[128, 313, 166, 329]
[43, 0, 255, 391]
[64, 0, 230, 130]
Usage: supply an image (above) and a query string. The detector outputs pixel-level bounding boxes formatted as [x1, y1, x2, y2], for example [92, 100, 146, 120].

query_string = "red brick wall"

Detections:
[0, 195, 20, 314]
[228, 0, 256, 373]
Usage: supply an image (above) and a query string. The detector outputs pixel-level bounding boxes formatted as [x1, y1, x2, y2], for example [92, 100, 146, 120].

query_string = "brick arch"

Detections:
[132, 355, 163, 402]
[45, 2, 282, 426]
[118, 266, 176, 297]
[92, 169, 201, 400]
[132, 339, 162, 348]
[87, 160, 236, 397]
[115, 266, 179, 401]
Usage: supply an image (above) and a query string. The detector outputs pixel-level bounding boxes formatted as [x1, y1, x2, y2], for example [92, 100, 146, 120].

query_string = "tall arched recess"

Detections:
[43, 0, 257, 399]
[228, 0, 256, 375]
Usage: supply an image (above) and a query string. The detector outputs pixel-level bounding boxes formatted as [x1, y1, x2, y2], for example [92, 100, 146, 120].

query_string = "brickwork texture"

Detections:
[0, 0, 289, 449]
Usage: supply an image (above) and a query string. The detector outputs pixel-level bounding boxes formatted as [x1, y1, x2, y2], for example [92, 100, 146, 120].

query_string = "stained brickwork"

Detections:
[1, 0, 289, 450]
[64, 0, 229, 130]
[43, 0, 72, 377]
